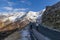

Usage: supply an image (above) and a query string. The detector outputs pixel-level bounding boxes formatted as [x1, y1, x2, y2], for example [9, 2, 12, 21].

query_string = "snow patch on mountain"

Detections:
[26, 11, 38, 22]
[36, 9, 46, 24]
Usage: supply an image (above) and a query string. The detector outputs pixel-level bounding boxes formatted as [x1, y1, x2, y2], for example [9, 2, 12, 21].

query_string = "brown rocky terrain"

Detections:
[0, 16, 30, 40]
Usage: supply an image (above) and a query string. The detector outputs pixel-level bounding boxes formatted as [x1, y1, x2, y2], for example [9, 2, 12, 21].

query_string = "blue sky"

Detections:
[0, 0, 60, 12]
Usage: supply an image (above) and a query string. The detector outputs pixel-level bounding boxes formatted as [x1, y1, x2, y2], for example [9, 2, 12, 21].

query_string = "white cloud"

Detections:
[13, 8, 29, 12]
[2, 0, 13, 6]
[7, 2, 15, 6]
[17, 8, 28, 10]
[20, 0, 32, 5]
[3, 7, 13, 11]
[3, 6, 29, 12]
[20, 0, 26, 3]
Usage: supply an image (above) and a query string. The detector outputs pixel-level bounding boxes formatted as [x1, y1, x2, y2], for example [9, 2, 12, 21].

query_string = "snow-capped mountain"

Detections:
[0, 12, 26, 22]
[26, 11, 38, 22]
[26, 9, 45, 22]
[8, 12, 26, 22]
[0, 9, 45, 23]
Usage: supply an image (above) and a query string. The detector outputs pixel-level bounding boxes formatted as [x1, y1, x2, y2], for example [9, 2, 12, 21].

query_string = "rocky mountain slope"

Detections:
[42, 2, 60, 30]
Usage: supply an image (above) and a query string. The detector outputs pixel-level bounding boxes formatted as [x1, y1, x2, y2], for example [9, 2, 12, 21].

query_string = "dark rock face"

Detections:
[42, 1, 60, 30]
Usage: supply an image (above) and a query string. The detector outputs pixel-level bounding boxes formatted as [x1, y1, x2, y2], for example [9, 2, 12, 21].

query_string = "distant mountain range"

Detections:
[0, 9, 45, 23]
[0, 9, 45, 32]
